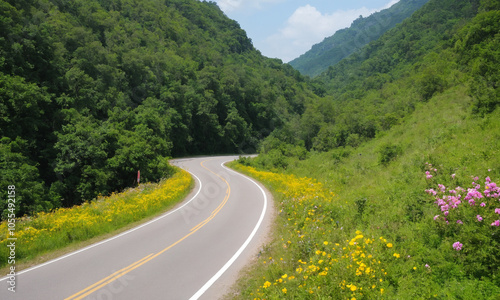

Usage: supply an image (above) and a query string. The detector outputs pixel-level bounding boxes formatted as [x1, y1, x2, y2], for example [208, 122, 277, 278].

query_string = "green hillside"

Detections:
[0, 0, 315, 217]
[232, 0, 500, 297]
[267, 0, 499, 153]
[289, 0, 430, 77]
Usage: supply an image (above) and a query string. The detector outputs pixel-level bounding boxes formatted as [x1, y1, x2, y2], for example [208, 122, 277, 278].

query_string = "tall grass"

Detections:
[0, 168, 193, 268]
[230, 86, 500, 299]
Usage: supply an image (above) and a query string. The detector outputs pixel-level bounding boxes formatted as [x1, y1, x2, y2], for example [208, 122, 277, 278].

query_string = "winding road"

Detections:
[0, 156, 273, 300]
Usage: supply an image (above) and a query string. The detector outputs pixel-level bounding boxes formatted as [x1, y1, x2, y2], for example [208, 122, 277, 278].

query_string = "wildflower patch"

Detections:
[233, 165, 396, 299]
[0, 169, 193, 268]
[424, 163, 500, 278]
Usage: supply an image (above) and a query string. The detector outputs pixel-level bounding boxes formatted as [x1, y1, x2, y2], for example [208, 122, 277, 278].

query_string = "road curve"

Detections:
[0, 156, 274, 300]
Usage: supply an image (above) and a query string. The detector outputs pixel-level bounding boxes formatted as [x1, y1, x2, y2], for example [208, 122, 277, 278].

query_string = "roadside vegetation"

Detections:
[227, 0, 500, 297]
[229, 87, 500, 298]
[0, 168, 192, 269]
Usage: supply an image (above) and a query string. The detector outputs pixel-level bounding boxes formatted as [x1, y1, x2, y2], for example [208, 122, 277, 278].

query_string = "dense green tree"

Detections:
[0, 137, 50, 218]
[455, 9, 500, 115]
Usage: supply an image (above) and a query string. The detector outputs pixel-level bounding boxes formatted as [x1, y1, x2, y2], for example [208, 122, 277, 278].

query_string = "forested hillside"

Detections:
[263, 0, 499, 157]
[0, 0, 316, 218]
[289, 0, 429, 77]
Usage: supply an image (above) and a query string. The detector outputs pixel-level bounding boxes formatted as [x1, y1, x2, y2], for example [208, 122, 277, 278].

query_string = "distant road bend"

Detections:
[0, 156, 273, 300]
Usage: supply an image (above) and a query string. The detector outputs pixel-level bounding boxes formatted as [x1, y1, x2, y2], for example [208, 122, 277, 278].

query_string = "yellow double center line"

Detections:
[64, 254, 154, 300]
[65, 159, 230, 300]
[190, 160, 231, 232]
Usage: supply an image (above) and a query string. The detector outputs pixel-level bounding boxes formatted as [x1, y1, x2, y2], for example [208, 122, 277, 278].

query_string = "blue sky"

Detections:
[213, 0, 400, 62]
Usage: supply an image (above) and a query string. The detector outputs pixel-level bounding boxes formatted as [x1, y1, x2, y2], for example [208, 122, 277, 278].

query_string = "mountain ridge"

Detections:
[289, 0, 430, 77]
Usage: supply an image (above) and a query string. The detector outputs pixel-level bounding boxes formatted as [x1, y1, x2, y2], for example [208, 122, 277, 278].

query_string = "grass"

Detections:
[229, 85, 500, 299]
[0, 167, 193, 270]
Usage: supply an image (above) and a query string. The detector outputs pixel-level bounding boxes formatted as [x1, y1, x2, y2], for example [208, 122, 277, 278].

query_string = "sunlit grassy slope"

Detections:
[230, 85, 500, 299]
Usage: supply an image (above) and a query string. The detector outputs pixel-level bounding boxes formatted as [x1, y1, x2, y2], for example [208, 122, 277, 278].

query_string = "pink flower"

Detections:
[480, 202, 486, 207]
[426, 189, 437, 195]
[434, 215, 439, 220]
[495, 208, 500, 214]
[452, 174, 456, 179]
[456, 220, 463, 224]
[453, 242, 463, 251]
[491, 220, 500, 226]
[426, 171, 433, 179]
[477, 215, 483, 222]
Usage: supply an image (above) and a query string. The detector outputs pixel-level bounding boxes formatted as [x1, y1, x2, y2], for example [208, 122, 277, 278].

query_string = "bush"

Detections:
[424, 164, 500, 282]
[378, 143, 402, 165]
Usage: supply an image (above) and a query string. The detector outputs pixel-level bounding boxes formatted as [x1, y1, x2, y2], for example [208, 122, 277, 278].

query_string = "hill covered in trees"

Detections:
[263, 0, 499, 156]
[288, 0, 430, 77]
[0, 0, 316, 218]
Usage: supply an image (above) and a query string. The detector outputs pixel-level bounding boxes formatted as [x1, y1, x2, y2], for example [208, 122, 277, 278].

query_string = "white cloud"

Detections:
[264, 1, 400, 62]
[216, 0, 284, 12]
[384, 0, 401, 9]
[216, 0, 243, 12]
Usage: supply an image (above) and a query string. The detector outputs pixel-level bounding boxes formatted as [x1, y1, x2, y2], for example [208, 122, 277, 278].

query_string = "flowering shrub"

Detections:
[424, 163, 500, 278]
[0, 169, 192, 267]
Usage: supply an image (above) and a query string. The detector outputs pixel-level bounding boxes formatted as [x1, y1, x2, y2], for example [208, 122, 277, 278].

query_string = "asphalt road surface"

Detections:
[0, 156, 273, 300]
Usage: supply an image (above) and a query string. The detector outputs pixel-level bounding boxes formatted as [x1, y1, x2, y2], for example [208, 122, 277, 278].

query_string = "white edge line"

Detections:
[189, 160, 268, 300]
[0, 170, 202, 282]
